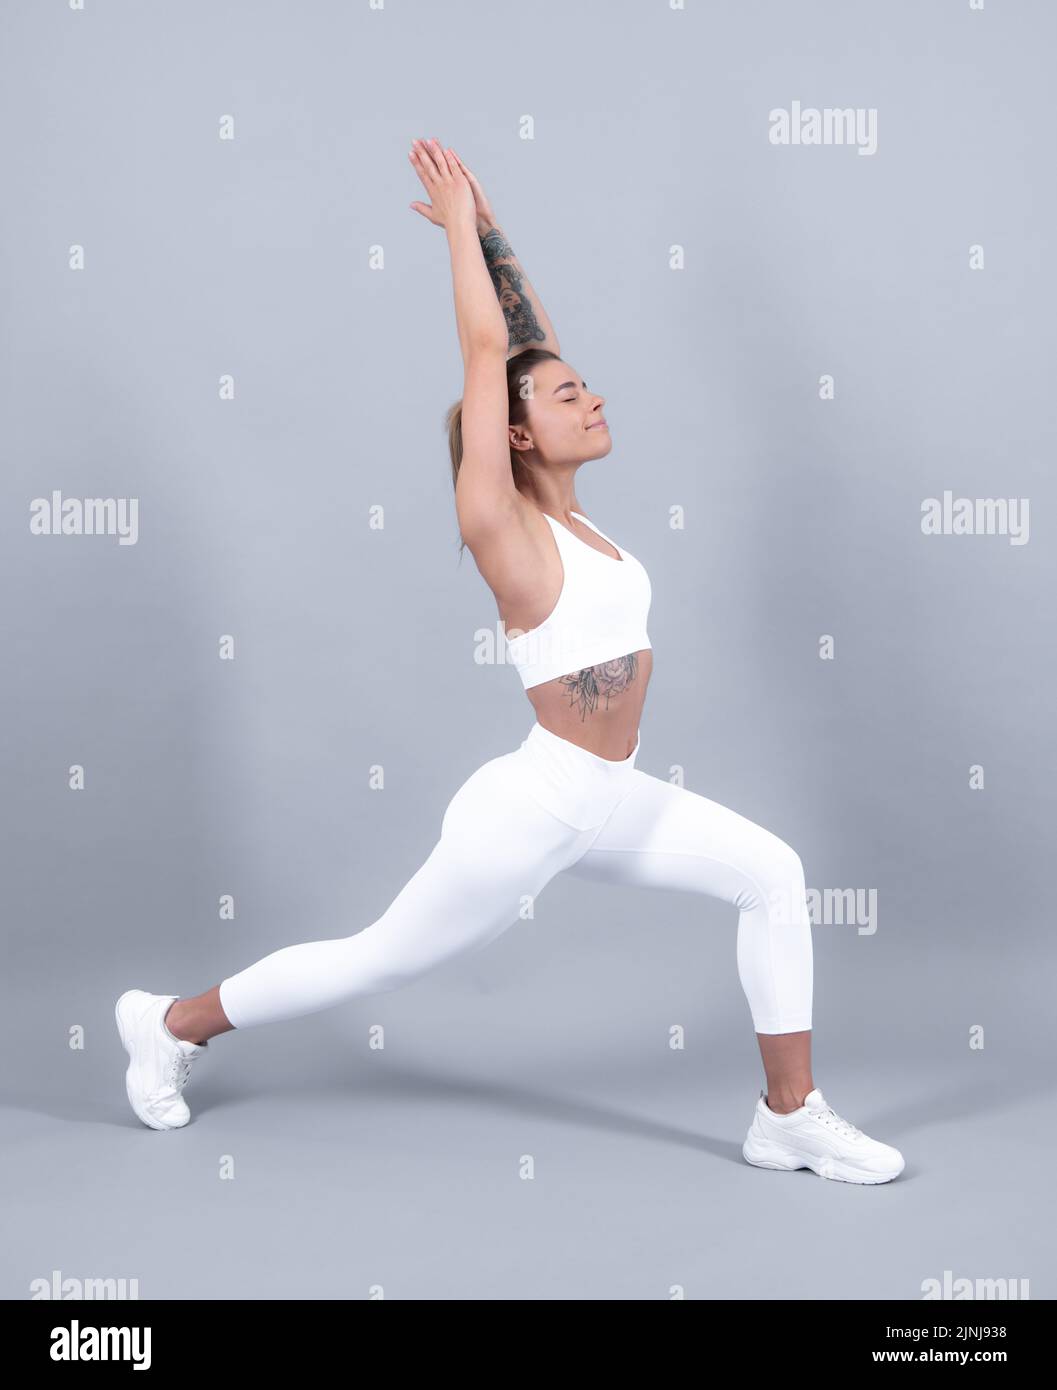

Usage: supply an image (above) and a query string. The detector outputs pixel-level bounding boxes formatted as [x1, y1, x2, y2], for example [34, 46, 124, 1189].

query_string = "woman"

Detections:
[116, 138, 904, 1185]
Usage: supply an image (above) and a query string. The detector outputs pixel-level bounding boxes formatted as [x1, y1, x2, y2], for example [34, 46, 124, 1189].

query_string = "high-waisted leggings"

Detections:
[218, 721, 813, 1034]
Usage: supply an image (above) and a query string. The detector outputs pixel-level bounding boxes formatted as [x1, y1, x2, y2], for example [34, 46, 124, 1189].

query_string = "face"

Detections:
[510, 358, 610, 465]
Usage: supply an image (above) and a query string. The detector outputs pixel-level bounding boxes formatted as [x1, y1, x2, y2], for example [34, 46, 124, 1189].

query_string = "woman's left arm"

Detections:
[478, 223, 561, 360]
[453, 151, 562, 359]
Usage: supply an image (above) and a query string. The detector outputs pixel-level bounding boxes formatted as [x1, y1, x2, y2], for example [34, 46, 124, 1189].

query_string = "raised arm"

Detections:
[447, 220, 518, 537]
[408, 139, 521, 538]
[410, 139, 507, 360]
[478, 224, 561, 360]
[450, 150, 561, 360]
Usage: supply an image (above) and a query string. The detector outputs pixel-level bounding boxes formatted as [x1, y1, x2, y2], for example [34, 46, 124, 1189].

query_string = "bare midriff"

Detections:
[523, 647, 653, 761]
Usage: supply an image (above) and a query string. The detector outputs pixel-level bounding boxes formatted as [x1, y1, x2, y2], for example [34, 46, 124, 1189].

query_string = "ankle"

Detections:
[764, 1085, 812, 1115]
[163, 1001, 201, 1045]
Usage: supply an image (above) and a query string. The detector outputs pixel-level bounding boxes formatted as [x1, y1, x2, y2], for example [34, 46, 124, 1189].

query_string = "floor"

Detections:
[4, 962, 1049, 1301]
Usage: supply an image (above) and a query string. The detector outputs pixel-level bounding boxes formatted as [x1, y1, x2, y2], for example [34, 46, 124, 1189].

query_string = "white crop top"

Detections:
[503, 510, 652, 690]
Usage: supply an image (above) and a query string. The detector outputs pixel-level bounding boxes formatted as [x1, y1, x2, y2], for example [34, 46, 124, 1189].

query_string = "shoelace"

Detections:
[169, 1053, 194, 1090]
[148, 1052, 195, 1102]
[807, 1102, 863, 1140]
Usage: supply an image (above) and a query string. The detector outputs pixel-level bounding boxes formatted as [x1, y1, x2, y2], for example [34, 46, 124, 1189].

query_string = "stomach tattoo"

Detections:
[558, 653, 639, 720]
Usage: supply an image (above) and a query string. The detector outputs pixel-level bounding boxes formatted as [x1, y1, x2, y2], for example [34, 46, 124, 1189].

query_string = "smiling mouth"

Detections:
[586, 422, 609, 431]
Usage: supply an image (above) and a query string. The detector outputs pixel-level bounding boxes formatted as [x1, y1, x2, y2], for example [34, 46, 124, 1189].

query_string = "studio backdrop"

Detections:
[2, 0, 1053, 1301]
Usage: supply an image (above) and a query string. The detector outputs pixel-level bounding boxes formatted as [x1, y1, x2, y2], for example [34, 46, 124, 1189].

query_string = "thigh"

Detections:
[366, 751, 589, 968]
[565, 768, 803, 909]
[438, 748, 588, 874]
[217, 749, 592, 1027]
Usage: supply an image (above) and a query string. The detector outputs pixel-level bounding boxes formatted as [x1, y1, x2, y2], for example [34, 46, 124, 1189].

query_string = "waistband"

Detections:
[514, 721, 641, 831]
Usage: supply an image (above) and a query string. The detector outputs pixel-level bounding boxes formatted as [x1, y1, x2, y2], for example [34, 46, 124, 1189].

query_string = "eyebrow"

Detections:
[553, 380, 586, 394]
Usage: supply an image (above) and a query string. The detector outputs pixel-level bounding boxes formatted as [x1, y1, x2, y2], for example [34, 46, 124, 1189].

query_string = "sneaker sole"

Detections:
[115, 991, 186, 1131]
[742, 1132, 903, 1184]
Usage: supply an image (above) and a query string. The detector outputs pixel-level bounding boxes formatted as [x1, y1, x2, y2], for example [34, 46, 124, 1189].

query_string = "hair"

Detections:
[445, 348, 562, 556]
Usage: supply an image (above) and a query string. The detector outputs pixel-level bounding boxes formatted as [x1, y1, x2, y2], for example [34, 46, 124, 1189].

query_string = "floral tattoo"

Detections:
[558, 655, 639, 719]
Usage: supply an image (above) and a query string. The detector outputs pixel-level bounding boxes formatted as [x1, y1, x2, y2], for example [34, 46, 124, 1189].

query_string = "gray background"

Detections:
[2, 0, 1054, 1300]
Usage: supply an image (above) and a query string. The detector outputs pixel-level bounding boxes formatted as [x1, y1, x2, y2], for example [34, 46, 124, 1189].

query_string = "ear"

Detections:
[508, 425, 533, 453]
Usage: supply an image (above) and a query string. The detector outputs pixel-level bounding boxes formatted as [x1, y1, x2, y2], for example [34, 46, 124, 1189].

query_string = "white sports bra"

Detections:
[503, 510, 652, 690]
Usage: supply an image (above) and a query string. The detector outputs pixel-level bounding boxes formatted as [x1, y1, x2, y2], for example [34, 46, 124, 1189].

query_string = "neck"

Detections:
[521, 476, 581, 520]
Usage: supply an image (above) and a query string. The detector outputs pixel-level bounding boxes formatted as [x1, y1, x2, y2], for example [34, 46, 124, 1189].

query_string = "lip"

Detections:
[586, 421, 609, 431]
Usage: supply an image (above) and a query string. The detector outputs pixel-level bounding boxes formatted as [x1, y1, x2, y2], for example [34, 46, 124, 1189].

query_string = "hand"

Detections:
[408, 138, 476, 231]
[447, 148, 498, 235]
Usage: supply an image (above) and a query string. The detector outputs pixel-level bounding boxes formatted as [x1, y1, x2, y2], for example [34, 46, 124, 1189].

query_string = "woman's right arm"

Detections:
[409, 140, 523, 544]
[446, 216, 507, 367]
[445, 214, 521, 543]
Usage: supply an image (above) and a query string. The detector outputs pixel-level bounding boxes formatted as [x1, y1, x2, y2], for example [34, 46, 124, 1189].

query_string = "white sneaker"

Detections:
[742, 1086, 905, 1184]
[115, 989, 208, 1130]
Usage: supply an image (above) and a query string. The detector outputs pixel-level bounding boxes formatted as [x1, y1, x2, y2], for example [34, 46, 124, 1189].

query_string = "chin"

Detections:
[586, 430, 613, 458]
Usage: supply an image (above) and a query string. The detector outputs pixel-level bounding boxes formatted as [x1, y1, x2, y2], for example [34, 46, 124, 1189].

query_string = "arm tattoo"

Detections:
[558, 654, 639, 720]
[480, 227, 516, 261]
[479, 227, 546, 348]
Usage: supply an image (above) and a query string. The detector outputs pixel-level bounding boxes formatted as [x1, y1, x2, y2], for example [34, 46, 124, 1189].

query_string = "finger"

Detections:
[451, 150, 477, 183]
[452, 153, 484, 203]
[444, 148, 470, 190]
[421, 137, 449, 180]
[410, 139, 441, 183]
[408, 202, 435, 222]
[407, 147, 431, 191]
[409, 141, 438, 188]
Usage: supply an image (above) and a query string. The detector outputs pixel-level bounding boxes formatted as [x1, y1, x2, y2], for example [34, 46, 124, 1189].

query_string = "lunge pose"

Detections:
[116, 139, 904, 1184]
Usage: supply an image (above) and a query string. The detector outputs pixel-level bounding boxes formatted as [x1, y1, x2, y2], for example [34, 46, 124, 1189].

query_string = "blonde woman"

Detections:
[116, 139, 904, 1185]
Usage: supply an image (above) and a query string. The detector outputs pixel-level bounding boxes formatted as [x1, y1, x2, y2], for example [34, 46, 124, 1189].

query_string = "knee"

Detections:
[776, 839, 805, 886]
[751, 836, 807, 921]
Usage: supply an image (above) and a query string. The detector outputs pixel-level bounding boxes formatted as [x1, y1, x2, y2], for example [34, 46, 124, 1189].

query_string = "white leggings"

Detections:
[218, 721, 813, 1034]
